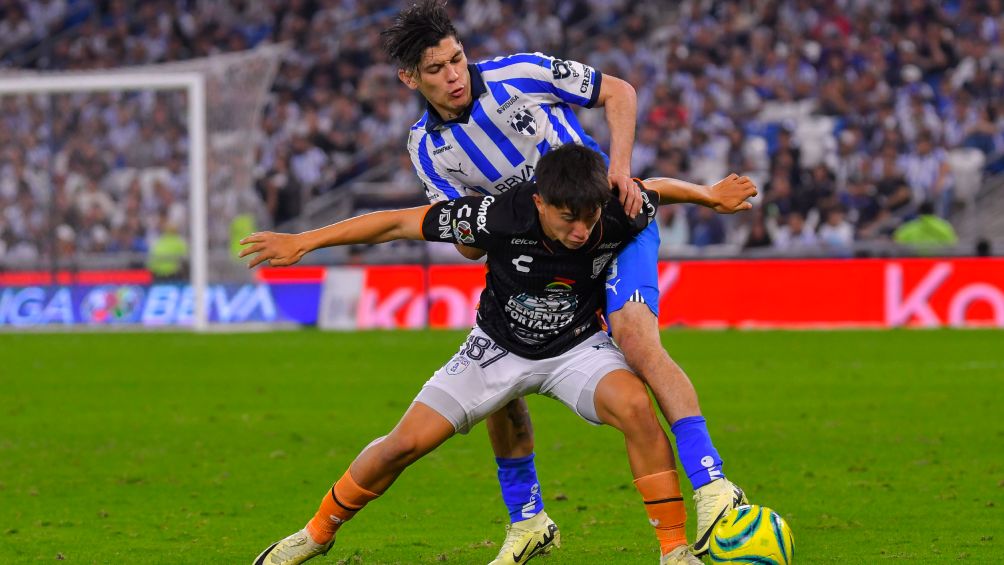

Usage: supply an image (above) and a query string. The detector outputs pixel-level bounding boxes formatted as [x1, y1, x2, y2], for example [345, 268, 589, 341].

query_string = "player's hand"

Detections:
[238, 231, 306, 268]
[610, 172, 641, 218]
[708, 174, 758, 214]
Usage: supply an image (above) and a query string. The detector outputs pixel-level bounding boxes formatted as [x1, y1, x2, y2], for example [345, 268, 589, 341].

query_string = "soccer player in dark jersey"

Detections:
[244, 144, 757, 565]
[382, 2, 747, 559]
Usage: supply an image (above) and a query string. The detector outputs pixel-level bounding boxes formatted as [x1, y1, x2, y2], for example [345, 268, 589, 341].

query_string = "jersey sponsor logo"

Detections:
[476, 195, 495, 233]
[550, 59, 578, 80]
[579, 65, 594, 93]
[512, 255, 533, 273]
[592, 252, 614, 279]
[509, 108, 537, 136]
[453, 220, 475, 244]
[505, 290, 578, 344]
[432, 143, 454, 155]
[494, 164, 535, 192]
[510, 238, 538, 245]
[496, 94, 522, 114]
[437, 206, 453, 239]
[445, 162, 467, 176]
[641, 190, 656, 220]
[545, 278, 574, 292]
[599, 242, 619, 249]
[445, 354, 471, 375]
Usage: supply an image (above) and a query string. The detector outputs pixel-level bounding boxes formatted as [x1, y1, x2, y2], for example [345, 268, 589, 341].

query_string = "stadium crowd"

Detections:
[1, 0, 1002, 263]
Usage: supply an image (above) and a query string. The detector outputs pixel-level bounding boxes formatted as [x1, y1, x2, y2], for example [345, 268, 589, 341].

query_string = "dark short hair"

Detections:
[381, 0, 459, 71]
[535, 144, 610, 219]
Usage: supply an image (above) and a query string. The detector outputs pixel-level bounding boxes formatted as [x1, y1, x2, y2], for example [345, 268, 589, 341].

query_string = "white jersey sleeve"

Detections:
[477, 52, 603, 109]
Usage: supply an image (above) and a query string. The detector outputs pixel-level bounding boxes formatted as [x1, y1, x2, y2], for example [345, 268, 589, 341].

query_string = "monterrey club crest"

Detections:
[509, 108, 537, 136]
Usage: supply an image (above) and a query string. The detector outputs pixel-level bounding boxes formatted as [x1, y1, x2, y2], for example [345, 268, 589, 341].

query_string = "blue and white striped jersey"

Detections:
[407, 52, 606, 203]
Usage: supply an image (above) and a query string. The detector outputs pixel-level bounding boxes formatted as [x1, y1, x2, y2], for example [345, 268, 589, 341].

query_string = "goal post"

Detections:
[0, 72, 211, 329]
[0, 44, 286, 331]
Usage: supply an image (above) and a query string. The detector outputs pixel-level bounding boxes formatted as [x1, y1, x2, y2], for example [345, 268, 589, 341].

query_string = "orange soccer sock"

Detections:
[305, 470, 380, 545]
[634, 470, 688, 555]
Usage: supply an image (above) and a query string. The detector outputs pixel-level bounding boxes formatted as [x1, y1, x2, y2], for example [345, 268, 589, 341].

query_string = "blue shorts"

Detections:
[605, 221, 660, 318]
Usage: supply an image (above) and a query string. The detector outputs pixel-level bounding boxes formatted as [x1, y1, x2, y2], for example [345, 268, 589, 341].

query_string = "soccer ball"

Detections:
[707, 504, 794, 564]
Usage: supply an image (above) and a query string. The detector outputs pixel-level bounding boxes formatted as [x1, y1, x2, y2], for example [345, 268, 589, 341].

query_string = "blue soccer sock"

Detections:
[496, 454, 544, 522]
[671, 416, 724, 490]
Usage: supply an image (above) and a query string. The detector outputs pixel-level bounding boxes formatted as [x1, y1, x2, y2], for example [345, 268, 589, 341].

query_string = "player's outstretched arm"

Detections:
[238, 206, 431, 268]
[643, 174, 758, 214]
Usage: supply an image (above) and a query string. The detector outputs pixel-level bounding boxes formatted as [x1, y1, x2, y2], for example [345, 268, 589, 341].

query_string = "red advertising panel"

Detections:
[344, 258, 1004, 329]
[657, 258, 1004, 328]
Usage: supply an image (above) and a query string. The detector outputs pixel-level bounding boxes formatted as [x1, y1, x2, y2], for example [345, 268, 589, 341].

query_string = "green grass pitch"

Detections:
[1, 329, 1001, 564]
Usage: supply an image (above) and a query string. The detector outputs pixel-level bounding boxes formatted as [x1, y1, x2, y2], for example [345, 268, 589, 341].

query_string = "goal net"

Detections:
[0, 44, 286, 330]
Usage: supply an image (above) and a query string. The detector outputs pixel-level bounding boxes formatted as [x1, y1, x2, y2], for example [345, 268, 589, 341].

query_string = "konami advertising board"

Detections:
[1, 258, 1002, 329]
[315, 257, 1004, 330]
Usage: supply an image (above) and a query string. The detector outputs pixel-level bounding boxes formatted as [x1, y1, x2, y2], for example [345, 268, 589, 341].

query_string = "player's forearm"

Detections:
[599, 75, 637, 175]
[300, 206, 429, 251]
[643, 177, 716, 207]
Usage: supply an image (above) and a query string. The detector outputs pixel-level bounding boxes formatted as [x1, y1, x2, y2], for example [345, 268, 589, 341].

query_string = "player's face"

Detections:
[399, 36, 471, 119]
[534, 196, 602, 249]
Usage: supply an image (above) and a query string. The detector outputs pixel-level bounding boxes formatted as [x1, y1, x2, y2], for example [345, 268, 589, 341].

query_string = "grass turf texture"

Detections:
[0, 330, 1001, 564]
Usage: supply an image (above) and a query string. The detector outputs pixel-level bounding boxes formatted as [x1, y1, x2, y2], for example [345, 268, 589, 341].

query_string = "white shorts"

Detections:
[414, 326, 631, 434]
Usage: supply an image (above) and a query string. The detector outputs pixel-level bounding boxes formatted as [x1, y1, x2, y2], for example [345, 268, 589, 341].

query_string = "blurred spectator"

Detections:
[742, 211, 773, 250]
[689, 206, 726, 248]
[893, 201, 959, 250]
[817, 207, 854, 255]
[1, 0, 1000, 265]
[897, 132, 953, 217]
[657, 205, 688, 255]
[147, 220, 188, 280]
[772, 211, 818, 251]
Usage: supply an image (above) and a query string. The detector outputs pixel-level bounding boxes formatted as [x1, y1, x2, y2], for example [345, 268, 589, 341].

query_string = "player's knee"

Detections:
[620, 385, 658, 427]
[603, 374, 659, 431]
[376, 433, 425, 469]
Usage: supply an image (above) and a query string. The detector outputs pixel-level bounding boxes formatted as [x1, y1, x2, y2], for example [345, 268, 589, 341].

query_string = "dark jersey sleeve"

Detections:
[637, 185, 660, 233]
[420, 193, 513, 250]
[610, 181, 660, 236]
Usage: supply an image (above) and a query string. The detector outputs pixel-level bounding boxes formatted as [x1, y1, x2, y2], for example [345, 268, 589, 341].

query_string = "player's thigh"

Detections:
[485, 397, 533, 434]
[605, 221, 660, 321]
[590, 368, 661, 433]
[538, 331, 631, 427]
[414, 327, 530, 434]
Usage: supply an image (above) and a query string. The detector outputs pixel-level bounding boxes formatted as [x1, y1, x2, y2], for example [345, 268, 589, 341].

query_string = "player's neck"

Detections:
[429, 100, 469, 122]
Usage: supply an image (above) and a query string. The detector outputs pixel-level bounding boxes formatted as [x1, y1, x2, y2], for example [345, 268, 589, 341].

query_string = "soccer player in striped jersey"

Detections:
[379, 1, 747, 561]
[244, 144, 758, 565]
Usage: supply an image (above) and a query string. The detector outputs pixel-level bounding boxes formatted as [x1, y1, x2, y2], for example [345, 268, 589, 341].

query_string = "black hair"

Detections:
[535, 144, 610, 219]
[381, 0, 459, 71]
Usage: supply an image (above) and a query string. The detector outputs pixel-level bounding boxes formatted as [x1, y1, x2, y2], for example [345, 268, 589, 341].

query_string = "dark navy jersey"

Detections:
[421, 181, 658, 359]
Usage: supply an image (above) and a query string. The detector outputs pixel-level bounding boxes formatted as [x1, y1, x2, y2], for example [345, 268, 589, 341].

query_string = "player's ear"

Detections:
[398, 68, 419, 90]
[532, 193, 545, 214]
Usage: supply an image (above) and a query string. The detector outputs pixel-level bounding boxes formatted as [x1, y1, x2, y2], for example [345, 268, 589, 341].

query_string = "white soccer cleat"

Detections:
[253, 528, 334, 565]
[660, 544, 704, 564]
[488, 511, 561, 564]
[692, 478, 748, 556]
